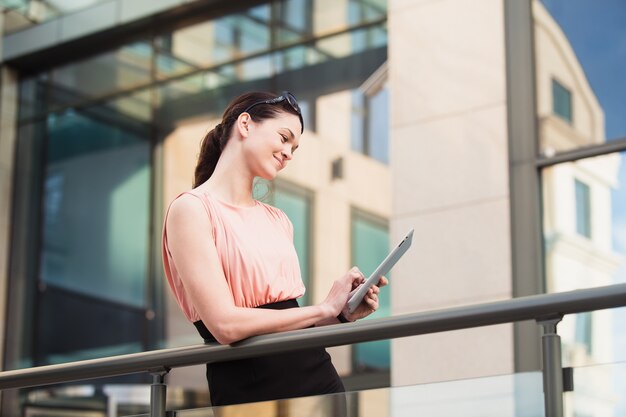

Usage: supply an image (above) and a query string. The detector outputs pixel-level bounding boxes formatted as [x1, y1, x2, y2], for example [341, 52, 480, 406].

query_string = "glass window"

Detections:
[38, 90, 152, 365]
[351, 211, 390, 372]
[536, 1, 626, 155]
[155, 5, 271, 78]
[552, 78, 572, 123]
[50, 42, 152, 108]
[9, 0, 388, 380]
[575, 179, 591, 238]
[367, 84, 389, 163]
[542, 151, 626, 365]
[352, 75, 389, 163]
[276, 0, 313, 46]
[348, 0, 386, 26]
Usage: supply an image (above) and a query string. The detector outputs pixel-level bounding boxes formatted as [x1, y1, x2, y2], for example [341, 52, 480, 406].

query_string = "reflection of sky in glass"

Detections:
[541, 4, 626, 413]
[541, 0, 626, 140]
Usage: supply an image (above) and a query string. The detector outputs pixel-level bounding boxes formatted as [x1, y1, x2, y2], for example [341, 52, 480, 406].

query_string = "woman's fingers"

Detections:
[365, 292, 378, 310]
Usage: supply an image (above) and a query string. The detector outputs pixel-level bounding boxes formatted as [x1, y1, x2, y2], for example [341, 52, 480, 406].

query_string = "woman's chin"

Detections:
[257, 170, 278, 181]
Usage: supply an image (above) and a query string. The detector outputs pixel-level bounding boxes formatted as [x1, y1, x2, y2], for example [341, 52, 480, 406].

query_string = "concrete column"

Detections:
[389, 0, 514, 386]
[0, 65, 19, 372]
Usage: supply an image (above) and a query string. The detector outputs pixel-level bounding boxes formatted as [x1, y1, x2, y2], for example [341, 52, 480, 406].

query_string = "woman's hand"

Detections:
[341, 276, 389, 322]
[321, 267, 366, 317]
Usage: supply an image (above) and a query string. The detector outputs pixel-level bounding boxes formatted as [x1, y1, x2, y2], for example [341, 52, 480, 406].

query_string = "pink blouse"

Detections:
[162, 189, 305, 323]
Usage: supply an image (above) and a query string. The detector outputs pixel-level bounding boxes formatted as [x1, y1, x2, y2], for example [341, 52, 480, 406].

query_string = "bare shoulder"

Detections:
[167, 193, 209, 229]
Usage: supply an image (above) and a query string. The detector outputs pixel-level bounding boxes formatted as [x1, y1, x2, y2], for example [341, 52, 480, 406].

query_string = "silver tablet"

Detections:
[347, 229, 414, 313]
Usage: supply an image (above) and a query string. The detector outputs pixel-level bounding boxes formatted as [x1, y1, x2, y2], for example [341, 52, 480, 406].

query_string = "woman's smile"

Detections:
[273, 155, 285, 169]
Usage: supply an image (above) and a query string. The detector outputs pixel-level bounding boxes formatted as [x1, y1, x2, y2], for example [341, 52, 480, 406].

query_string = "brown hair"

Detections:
[193, 91, 303, 188]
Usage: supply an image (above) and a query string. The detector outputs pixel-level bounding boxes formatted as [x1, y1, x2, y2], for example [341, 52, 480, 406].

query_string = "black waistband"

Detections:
[193, 299, 300, 343]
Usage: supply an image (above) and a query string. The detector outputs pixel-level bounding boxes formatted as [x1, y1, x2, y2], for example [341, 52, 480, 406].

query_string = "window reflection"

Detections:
[50, 42, 152, 109]
[38, 91, 152, 365]
[276, 0, 313, 45]
[352, 65, 388, 164]
[155, 5, 271, 78]
[536, 0, 626, 156]
[542, 151, 626, 369]
[154, 0, 388, 79]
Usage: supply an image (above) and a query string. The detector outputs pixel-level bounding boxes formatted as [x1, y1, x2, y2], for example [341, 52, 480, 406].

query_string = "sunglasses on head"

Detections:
[242, 91, 304, 133]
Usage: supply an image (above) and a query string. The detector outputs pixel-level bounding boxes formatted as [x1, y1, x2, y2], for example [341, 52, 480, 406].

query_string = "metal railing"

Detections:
[2, 283, 626, 417]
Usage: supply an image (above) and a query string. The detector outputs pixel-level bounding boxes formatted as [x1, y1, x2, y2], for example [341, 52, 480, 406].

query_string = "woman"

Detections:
[162, 91, 386, 406]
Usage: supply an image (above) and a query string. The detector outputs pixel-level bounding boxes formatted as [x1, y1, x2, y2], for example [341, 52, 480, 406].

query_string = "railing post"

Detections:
[537, 315, 564, 417]
[149, 368, 170, 417]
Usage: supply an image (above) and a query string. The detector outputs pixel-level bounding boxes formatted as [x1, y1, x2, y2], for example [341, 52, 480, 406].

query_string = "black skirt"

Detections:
[193, 299, 345, 406]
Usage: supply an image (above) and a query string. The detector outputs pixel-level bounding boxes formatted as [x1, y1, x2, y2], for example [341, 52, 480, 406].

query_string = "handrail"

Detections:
[1, 283, 626, 391]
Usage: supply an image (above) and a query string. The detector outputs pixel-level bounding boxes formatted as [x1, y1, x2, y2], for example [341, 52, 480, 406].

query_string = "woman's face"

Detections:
[243, 111, 302, 180]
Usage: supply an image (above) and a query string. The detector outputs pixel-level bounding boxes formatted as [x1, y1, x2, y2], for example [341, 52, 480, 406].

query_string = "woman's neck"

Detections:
[200, 149, 256, 207]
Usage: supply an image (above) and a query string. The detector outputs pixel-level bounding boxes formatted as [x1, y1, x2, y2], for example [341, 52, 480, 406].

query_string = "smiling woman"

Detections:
[161, 91, 387, 406]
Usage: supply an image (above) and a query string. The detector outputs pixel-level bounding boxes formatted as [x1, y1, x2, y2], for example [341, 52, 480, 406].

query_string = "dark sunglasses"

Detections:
[242, 91, 304, 133]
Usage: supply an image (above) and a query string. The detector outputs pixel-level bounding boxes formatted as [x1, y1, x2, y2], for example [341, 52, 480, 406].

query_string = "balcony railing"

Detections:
[2, 283, 626, 417]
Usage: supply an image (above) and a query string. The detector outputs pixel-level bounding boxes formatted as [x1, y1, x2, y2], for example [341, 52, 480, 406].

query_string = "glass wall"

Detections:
[536, 2, 626, 415]
[38, 95, 151, 365]
[7, 0, 389, 407]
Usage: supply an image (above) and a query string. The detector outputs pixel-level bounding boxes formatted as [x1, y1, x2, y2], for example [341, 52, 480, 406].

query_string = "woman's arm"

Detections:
[166, 194, 358, 345]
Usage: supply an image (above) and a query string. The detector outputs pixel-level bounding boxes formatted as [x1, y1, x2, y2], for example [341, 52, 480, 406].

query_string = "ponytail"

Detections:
[193, 123, 225, 188]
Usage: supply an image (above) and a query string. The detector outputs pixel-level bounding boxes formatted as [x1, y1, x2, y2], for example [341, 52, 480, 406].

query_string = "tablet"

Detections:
[347, 229, 414, 313]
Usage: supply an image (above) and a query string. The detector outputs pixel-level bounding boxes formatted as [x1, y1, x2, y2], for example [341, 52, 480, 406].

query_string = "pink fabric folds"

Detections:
[162, 189, 305, 323]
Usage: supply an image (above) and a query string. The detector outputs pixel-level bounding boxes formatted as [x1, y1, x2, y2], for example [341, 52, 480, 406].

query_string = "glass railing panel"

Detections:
[165, 371, 544, 417]
[568, 360, 626, 417]
[18, 363, 626, 417]
[2, 376, 210, 416]
[6, 371, 545, 416]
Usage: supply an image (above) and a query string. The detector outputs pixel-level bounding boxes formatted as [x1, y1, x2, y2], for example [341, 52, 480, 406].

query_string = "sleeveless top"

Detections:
[162, 189, 306, 323]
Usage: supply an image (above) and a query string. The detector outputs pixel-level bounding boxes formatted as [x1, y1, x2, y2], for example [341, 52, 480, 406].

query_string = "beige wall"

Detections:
[389, 0, 514, 386]
[0, 66, 18, 373]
